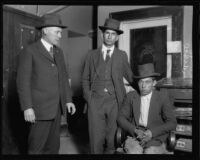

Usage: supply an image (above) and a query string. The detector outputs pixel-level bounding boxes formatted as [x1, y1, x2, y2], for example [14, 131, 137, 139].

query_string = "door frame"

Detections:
[110, 6, 183, 78]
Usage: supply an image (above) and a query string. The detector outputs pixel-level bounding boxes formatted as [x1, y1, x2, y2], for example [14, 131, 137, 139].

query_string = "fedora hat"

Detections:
[36, 13, 67, 29]
[133, 63, 160, 79]
[99, 18, 123, 35]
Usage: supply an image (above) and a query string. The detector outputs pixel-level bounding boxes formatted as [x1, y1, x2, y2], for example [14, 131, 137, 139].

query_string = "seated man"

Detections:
[117, 62, 177, 154]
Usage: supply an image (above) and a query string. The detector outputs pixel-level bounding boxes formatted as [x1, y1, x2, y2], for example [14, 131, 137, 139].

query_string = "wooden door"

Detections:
[2, 6, 42, 154]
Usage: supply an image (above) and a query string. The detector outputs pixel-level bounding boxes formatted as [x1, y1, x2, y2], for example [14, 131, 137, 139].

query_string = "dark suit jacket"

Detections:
[82, 47, 133, 108]
[117, 89, 177, 147]
[17, 40, 72, 120]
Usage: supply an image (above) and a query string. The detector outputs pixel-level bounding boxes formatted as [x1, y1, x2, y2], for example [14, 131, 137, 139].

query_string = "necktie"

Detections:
[49, 46, 54, 58]
[50, 46, 58, 65]
[105, 49, 111, 63]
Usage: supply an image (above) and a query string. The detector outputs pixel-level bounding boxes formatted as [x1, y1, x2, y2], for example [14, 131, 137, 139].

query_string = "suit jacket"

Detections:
[82, 47, 133, 108]
[117, 89, 177, 147]
[17, 40, 72, 120]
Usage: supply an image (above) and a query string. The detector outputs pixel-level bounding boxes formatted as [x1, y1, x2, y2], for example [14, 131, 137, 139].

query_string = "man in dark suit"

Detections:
[82, 18, 133, 154]
[117, 62, 177, 154]
[16, 13, 76, 154]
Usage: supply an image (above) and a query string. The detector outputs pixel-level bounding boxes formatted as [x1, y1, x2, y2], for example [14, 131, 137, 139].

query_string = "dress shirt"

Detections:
[139, 92, 152, 127]
[102, 44, 114, 60]
[41, 38, 53, 52]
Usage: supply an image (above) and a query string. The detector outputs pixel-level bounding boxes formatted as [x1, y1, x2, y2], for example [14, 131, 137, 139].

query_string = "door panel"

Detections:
[3, 6, 42, 154]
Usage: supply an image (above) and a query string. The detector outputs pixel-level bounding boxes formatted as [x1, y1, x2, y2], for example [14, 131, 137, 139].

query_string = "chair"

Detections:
[115, 127, 176, 154]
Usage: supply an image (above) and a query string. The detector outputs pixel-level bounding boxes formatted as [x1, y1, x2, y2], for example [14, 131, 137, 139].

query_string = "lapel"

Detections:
[36, 40, 55, 62]
[147, 90, 157, 126]
[132, 92, 141, 125]
[92, 47, 104, 76]
[111, 47, 120, 76]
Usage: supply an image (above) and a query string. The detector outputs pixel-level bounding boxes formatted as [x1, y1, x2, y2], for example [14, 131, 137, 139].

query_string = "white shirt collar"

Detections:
[102, 44, 114, 60]
[41, 38, 53, 52]
[141, 91, 152, 100]
[102, 44, 114, 55]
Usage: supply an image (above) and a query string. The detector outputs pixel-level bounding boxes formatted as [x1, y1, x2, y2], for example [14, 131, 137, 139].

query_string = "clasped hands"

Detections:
[134, 128, 152, 147]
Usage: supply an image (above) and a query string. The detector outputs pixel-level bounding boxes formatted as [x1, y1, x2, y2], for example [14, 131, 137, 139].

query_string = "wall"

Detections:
[98, 5, 193, 79]
[59, 6, 93, 96]
[183, 6, 193, 78]
[6, 5, 93, 96]
[3, 7, 43, 154]
[98, 5, 156, 46]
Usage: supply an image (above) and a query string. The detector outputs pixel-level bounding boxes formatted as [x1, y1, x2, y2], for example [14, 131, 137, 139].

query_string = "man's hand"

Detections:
[66, 102, 76, 115]
[139, 129, 152, 147]
[134, 128, 145, 140]
[24, 108, 36, 123]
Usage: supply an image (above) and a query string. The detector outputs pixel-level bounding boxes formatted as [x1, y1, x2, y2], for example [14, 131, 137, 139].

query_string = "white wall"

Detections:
[98, 5, 193, 78]
[59, 6, 93, 96]
[98, 5, 156, 46]
[183, 6, 193, 78]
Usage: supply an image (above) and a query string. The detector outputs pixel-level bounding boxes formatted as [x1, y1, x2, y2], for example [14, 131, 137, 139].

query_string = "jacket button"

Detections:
[104, 88, 108, 92]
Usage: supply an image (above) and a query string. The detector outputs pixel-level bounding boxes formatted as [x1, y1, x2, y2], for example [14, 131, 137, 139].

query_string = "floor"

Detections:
[59, 116, 90, 154]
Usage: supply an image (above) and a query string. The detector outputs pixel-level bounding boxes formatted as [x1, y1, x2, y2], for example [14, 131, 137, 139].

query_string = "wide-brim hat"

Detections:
[133, 63, 160, 79]
[99, 18, 123, 35]
[36, 13, 67, 29]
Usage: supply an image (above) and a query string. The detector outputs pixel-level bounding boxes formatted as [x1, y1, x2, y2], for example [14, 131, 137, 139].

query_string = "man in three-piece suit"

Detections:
[16, 13, 76, 154]
[82, 18, 133, 154]
[117, 62, 177, 154]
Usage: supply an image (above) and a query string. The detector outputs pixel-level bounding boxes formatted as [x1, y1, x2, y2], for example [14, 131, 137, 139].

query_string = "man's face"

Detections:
[138, 77, 156, 96]
[43, 27, 62, 46]
[102, 29, 119, 47]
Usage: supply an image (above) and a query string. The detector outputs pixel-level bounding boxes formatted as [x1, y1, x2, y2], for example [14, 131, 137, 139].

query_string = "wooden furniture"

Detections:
[2, 6, 42, 154]
[156, 78, 192, 154]
[115, 127, 176, 154]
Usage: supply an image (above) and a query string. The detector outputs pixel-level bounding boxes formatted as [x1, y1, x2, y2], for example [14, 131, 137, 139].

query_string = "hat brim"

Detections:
[99, 26, 123, 34]
[36, 24, 67, 29]
[133, 73, 160, 79]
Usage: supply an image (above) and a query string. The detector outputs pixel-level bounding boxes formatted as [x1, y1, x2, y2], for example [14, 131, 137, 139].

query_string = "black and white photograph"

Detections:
[1, 1, 199, 159]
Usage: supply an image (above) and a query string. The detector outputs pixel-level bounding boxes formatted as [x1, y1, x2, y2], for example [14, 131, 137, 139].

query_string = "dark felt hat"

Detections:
[36, 13, 67, 29]
[99, 18, 123, 35]
[134, 63, 160, 79]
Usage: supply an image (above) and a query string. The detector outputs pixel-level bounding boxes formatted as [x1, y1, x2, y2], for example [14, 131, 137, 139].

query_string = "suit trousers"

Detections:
[28, 105, 61, 154]
[88, 91, 118, 154]
[124, 136, 167, 154]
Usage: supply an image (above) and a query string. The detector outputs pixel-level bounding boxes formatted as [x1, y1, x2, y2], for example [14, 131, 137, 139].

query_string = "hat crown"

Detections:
[134, 63, 160, 79]
[103, 18, 120, 30]
[36, 13, 67, 29]
[42, 14, 62, 25]
[138, 63, 155, 76]
[99, 18, 123, 34]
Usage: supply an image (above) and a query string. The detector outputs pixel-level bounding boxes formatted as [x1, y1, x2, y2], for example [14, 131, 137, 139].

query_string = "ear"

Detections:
[43, 28, 49, 34]
[115, 35, 119, 41]
[153, 80, 157, 87]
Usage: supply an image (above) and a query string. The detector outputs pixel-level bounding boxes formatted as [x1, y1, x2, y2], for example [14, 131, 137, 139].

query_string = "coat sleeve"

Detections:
[59, 49, 72, 103]
[122, 51, 133, 84]
[117, 92, 137, 137]
[150, 90, 177, 138]
[82, 51, 92, 102]
[16, 47, 33, 111]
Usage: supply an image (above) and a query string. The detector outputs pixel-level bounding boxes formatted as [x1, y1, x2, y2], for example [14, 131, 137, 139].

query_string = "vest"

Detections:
[92, 53, 115, 94]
